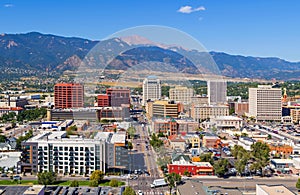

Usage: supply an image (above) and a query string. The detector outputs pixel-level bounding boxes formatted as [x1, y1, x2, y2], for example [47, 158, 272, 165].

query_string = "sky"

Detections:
[0, 0, 300, 61]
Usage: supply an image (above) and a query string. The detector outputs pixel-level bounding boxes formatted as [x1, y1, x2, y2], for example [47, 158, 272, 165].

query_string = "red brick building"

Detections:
[168, 162, 214, 176]
[97, 89, 130, 107]
[97, 94, 109, 107]
[168, 154, 214, 176]
[54, 83, 84, 109]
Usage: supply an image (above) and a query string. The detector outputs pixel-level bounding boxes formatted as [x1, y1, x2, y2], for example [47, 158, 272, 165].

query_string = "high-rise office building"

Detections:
[106, 88, 130, 107]
[169, 86, 194, 105]
[54, 83, 84, 109]
[249, 85, 282, 121]
[207, 80, 227, 105]
[142, 76, 161, 105]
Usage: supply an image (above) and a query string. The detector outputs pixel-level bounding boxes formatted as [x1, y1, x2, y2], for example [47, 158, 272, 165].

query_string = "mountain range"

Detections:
[0, 32, 299, 80]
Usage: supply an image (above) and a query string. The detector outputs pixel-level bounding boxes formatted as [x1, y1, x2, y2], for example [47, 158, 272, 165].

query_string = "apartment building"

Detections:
[18, 131, 128, 175]
[249, 85, 282, 121]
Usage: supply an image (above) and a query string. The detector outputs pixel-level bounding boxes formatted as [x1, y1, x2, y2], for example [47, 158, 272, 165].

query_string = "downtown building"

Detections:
[207, 80, 227, 105]
[169, 86, 194, 105]
[248, 85, 282, 121]
[97, 88, 131, 121]
[54, 83, 84, 109]
[18, 131, 128, 175]
[142, 76, 161, 105]
[190, 104, 229, 123]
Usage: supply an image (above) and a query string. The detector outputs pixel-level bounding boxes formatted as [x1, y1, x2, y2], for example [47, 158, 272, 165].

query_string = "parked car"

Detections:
[1, 174, 7, 177]
[13, 175, 22, 180]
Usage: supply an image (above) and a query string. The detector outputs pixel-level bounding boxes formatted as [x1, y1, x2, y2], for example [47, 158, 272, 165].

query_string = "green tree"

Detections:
[296, 178, 300, 190]
[127, 126, 136, 139]
[127, 141, 133, 150]
[89, 179, 99, 187]
[90, 170, 104, 185]
[165, 173, 181, 195]
[199, 153, 214, 165]
[0, 135, 7, 143]
[213, 159, 229, 177]
[250, 142, 270, 175]
[16, 130, 33, 149]
[150, 133, 164, 149]
[69, 180, 79, 187]
[123, 186, 135, 195]
[37, 171, 57, 185]
[109, 179, 119, 187]
[183, 170, 191, 177]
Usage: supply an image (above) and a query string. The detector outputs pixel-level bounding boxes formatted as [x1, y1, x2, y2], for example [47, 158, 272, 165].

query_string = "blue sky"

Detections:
[0, 0, 299, 61]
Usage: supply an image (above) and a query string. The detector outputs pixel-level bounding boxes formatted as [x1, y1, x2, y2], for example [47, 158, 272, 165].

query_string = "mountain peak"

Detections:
[119, 35, 155, 46]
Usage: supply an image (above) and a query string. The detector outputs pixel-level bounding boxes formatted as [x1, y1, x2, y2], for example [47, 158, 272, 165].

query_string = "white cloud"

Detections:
[4, 4, 14, 8]
[178, 5, 205, 14]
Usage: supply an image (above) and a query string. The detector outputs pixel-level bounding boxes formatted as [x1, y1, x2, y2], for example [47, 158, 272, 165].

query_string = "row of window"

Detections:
[38, 146, 94, 151]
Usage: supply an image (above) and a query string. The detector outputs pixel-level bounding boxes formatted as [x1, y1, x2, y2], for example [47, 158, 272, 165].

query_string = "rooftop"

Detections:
[271, 159, 293, 164]
[214, 116, 242, 121]
[23, 185, 45, 195]
[257, 184, 296, 195]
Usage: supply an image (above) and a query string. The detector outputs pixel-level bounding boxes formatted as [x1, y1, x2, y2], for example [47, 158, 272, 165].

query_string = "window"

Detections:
[80, 147, 83, 151]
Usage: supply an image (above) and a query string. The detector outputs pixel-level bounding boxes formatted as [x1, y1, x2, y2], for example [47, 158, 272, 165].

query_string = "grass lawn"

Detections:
[0, 179, 125, 187]
[0, 180, 39, 185]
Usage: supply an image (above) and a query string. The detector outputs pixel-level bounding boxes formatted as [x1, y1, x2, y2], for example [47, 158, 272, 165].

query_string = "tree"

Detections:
[37, 171, 57, 185]
[16, 130, 33, 149]
[296, 178, 300, 190]
[109, 179, 119, 187]
[89, 179, 99, 187]
[90, 170, 104, 185]
[123, 186, 135, 195]
[250, 142, 270, 175]
[267, 134, 272, 140]
[127, 141, 133, 150]
[70, 180, 79, 187]
[127, 126, 136, 139]
[0, 135, 7, 143]
[199, 153, 214, 165]
[165, 173, 181, 195]
[213, 159, 229, 177]
[183, 170, 191, 177]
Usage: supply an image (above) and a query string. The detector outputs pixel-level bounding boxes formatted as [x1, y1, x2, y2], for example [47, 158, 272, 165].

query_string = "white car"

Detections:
[138, 190, 144, 195]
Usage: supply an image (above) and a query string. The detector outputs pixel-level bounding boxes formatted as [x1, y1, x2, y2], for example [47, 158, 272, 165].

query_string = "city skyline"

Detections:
[0, 0, 300, 61]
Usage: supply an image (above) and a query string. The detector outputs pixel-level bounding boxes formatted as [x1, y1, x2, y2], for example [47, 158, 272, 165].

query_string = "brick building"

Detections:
[54, 83, 84, 109]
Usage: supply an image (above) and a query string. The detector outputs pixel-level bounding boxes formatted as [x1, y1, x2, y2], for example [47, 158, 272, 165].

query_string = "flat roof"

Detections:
[214, 116, 242, 120]
[177, 180, 206, 195]
[23, 185, 45, 195]
[110, 133, 126, 144]
[271, 159, 293, 164]
[257, 184, 296, 195]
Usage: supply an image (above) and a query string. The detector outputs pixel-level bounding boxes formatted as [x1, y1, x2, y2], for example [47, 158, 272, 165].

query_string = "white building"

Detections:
[207, 80, 227, 105]
[190, 104, 229, 122]
[169, 86, 194, 105]
[210, 116, 243, 129]
[142, 76, 161, 105]
[237, 137, 255, 151]
[19, 131, 128, 175]
[248, 85, 282, 121]
[256, 184, 295, 195]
